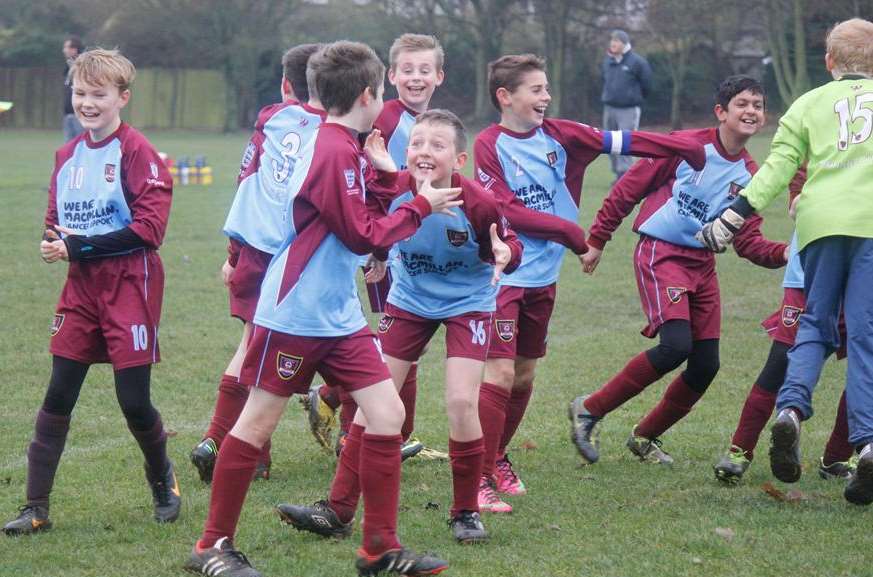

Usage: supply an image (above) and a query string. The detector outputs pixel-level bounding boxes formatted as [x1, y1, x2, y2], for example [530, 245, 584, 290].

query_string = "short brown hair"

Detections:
[487, 54, 546, 111]
[826, 18, 873, 77]
[389, 33, 444, 71]
[70, 48, 136, 92]
[414, 109, 467, 152]
[282, 43, 322, 102]
[309, 41, 385, 116]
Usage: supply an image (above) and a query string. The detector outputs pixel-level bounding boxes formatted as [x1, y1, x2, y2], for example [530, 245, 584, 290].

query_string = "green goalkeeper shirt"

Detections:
[741, 75, 873, 250]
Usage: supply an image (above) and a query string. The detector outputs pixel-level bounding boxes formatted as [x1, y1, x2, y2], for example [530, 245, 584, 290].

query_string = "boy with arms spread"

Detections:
[278, 110, 522, 545]
[714, 174, 854, 485]
[569, 76, 788, 466]
[699, 19, 873, 504]
[475, 54, 706, 512]
[4, 49, 178, 534]
[309, 34, 446, 459]
[188, 43, 326, 484]
[185, 42, 458, 577]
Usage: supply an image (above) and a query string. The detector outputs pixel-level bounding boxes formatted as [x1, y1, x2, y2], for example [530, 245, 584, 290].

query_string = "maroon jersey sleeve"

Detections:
[364, 169, 402, 216]
[227, 238, 243, 267]
[459, 174, 523, 274]
[120, 129, 173, 248]
[733, 214, 788, 268]
[303, 133, 432, 255]
[373, 100, 404, 143]
[546, 119, 707, 172]
[588, 156, 680, 250]
[473, 132, 588, 255]
[44, 149, 64, 228]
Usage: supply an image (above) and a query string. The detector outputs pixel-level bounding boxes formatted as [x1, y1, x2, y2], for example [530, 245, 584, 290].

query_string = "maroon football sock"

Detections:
[328, 423, 365, 523]
[129, 413, 169, 480]
[478, 382, 510, 477]
[198, 434, 261, 549]
[730, 383, 777, 459]
[338, 389, 357, 436]
[635, 374, 703, 439]
[823, 391, 853, 465]
[399, 366, 418, 442]
[449, 437, 484, 516]
[499, 385, 533, 455]
[360, 432, 403, 556]
[204, 374, 249, 447]
[25, 410, 71, 508]
[319, 383, 341, 411]
[584, 352, 662, 417]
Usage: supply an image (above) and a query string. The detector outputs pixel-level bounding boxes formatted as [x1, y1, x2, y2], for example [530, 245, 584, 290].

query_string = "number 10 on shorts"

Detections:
[131, 324, 149, 351]
[470, 320, 487, 346]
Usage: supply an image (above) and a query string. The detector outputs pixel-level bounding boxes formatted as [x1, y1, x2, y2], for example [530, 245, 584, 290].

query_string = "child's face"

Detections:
[407, 121, 466, 188]
[499, 69, 551, 131]
[388, 50, 444, 112]
[72, 78, 129, 139]
[716, 89, 765, 139]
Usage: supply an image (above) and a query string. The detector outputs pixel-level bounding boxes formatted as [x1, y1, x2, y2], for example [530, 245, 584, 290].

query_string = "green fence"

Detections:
[0, 67, 228, 130]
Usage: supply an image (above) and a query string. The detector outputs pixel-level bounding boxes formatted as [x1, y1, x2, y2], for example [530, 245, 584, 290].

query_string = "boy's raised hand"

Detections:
[418, 176, 462, 216]
[364, 129, 397, 173]
[490, 222, 511, 286]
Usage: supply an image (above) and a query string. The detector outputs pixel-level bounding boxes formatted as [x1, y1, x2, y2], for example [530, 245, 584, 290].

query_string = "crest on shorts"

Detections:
[446, 229, 469, 247]
[666, 287, 687, 304]
[546, 151, 558, 167]
[378, 315, 394, 333]
[276, 352, 303, 380]
[50, 314, 65, 336]
[727, 181, 745, 199]
[344, 169, 357, 188]
[104, 163, 116, 183]
[782, 305, 802, 327]
[495, 319, 515, 342]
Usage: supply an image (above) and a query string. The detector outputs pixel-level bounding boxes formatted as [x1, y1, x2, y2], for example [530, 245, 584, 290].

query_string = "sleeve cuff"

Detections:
[587, 235, 608, 251]
[409, 194, 433, 218]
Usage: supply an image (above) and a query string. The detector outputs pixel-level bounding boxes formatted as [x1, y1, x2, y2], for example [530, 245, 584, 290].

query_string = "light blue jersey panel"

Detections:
[782, 231, 803, 288]
[638, 143, 752, 247]
[494, 130, 578, 288]
[255, 233, 367, 337]
[224, 105, 322, 254]
[387, 192, 497, 319]
[386, 111, 416, 170]
[56, 139, 133, 237]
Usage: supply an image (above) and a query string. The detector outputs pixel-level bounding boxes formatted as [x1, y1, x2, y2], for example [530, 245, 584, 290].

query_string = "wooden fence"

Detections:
[0, 67, 228, 130]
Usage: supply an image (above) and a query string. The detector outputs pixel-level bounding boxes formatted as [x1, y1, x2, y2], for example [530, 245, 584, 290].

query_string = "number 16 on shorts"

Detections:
[470, 320, 487, 346]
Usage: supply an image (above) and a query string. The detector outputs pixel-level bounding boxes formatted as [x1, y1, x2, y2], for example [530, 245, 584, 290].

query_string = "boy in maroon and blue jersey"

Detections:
[569, 76, 788, 466]
[188, 43, 326, 484]
[3, 49, 178, 535]
[474, 54, 706, 512]
[714, 170, 853, 484]
[185, 42, 461, 577]
[312, 34, 447, 459]
[280, 109, 522, 545]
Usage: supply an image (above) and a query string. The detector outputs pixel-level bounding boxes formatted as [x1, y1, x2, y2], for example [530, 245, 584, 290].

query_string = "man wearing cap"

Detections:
[601, 29, 652, 181]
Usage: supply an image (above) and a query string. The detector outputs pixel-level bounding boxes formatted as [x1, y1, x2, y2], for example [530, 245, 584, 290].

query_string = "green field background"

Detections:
[0, 128, 867, 577]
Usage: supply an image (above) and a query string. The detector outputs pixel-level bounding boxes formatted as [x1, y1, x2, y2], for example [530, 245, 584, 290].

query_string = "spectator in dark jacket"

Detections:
[62, 36, 85, 142]
[601, 29, 652, 180]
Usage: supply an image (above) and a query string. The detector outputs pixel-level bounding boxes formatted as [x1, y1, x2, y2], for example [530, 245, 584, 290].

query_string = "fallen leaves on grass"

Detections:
[519, 439, 538, 450]
[762, 481, 807, 502]
[714, 527, 735, 541]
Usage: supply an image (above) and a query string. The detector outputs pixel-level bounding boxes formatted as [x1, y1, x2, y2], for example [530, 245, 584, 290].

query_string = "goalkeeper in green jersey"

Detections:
[699, 18, 873, 505]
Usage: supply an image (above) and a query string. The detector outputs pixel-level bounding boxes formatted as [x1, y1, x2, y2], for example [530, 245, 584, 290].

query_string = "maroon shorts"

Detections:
[50, 250, 163, 369]
[364, 266, 393, 313]
[240, 325, 391, 397]
[228, 245, 272, 322]
[761, 287, 847, 358]
[487, 284, 557, 360]
[634, 236, 720, 341]
[378, 303, 493, 362]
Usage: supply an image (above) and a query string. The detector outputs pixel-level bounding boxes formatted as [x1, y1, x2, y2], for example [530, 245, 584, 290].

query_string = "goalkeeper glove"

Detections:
[696, 207, 745, 253]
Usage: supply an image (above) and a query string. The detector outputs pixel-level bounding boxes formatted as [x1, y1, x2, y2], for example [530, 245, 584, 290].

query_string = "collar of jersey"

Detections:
[84, 122, 125, 149]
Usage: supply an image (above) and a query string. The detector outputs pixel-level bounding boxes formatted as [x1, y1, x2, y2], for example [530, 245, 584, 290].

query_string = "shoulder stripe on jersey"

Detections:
[603, 130, 632, 155]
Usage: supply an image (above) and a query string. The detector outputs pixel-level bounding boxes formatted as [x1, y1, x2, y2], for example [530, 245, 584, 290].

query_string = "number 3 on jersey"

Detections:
[834, 92, 873, 150]
[272, 131, 302, 182]
[469, 320, 487, 346]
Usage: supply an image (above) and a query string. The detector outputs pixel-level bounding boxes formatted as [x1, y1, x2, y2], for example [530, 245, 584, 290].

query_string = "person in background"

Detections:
[62, 36, 85, 142]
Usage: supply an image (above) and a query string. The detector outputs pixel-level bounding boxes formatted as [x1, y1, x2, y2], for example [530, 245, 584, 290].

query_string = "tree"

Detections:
[766, 0, 809, 105]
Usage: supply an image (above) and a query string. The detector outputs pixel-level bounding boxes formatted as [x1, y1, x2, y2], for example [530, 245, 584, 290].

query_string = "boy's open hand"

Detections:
[418, 177, 462, 216]
[580, 246, 602, 274]
[221, 259, 234, 287]
[364, 129, 397, 173]
[490, 223, 511, 286]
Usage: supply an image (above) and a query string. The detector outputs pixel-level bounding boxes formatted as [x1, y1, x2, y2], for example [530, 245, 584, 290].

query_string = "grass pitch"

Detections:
[0, 128, 867, 577]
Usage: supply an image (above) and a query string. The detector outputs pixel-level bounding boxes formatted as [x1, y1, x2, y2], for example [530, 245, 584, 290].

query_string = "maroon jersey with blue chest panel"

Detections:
[45, 124, 172, 368]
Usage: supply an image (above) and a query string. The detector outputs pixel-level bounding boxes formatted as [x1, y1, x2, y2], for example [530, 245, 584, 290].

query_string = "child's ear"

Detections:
[281, 76, 294, 101]
[713, 103, 727, 123]
[435, 68, 445, 86]
[496, 87, 512, 109]
[454, 151, 468, 171]
[387, 67, 397, 86]
[119, 89, 131, 108]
